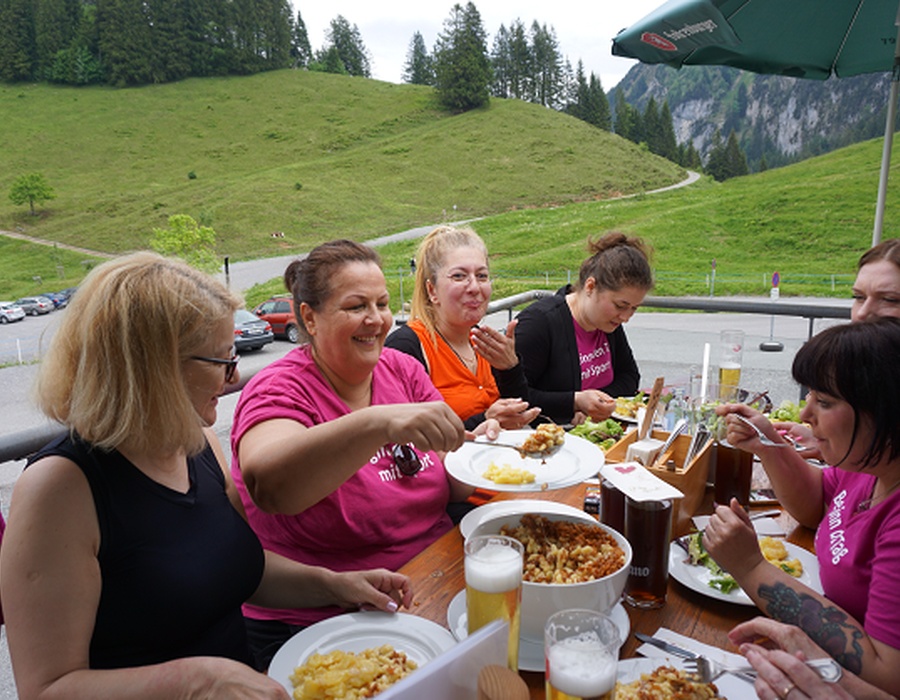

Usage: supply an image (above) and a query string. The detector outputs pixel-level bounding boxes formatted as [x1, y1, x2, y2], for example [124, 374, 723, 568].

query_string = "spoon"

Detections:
[471, 436, 564, 459]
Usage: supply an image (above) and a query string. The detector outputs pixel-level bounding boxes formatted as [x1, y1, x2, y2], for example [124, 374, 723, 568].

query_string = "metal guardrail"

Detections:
[0, 293, 851, 465]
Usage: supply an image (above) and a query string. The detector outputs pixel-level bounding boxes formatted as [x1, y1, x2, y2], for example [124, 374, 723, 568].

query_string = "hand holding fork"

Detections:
[684, 654, 842, 684]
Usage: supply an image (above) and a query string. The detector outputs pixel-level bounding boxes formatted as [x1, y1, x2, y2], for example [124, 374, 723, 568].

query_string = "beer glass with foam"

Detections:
[465, 534, 523, 671]
[718, 329, 745, 400]
[544, 608, 621, 700]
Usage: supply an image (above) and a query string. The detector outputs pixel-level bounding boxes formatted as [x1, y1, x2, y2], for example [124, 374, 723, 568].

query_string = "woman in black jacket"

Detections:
[515, 232, 652, 425]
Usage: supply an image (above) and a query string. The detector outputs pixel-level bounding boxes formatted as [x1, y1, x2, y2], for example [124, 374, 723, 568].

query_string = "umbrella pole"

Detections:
[873, 5, 900, 248]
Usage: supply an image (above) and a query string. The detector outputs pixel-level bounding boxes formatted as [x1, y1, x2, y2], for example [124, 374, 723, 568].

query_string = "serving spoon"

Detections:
[472, 438, 564, 460]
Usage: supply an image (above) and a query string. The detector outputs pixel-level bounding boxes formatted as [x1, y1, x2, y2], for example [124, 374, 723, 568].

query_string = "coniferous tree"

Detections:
[34, 0, 79, 77]
[614, 90, 642, 144]
[705, 130, 727, 180]
[567, 60, 588, 121]
[257, 0, 293, 68]
[0, 0, 37, 81]
[323, 15, 370, 77]
[643, 97, 662, 153]
[433, 2, 491, 113]
[403, 31, 433, 85]
[559, 57, 575, 109]
[530, 21, 562, 108]
[658, 101, 679, 161]
[292, 10, 312, 67]
[229, 0, 263, 73]
[724, 130, 749, 178]
[586, 73, 611, 130]
[489, 24, 510, 97]
[505, 19, 529, 100]
[149, 0, 192, 82]
[685, 142, 703, 170]
[97, 0, 155, 86]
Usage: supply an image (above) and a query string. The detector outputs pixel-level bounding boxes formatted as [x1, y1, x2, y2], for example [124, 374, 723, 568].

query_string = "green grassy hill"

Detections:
[365, 136, 897, 306]
[0, 69, 680, 257]
[1, 69, 897, 304]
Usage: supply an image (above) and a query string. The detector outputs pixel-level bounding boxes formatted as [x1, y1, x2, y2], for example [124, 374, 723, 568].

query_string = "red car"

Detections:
[253, 296, 300, 343]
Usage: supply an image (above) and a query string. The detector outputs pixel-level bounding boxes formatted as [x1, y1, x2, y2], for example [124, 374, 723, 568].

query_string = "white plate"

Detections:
[268, 611, 457, 694]
[445, 430, 603, 492]
[458, 499, 597, 540]
[668, 539, 822, 606]
[446, 590, 631, 672]
[612, 412, 639, 424]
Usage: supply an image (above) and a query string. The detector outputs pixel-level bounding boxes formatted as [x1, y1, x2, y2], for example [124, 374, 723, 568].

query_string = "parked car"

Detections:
[44, 291, 70, 309]
[253, 296, 300, 343]
[14, 296, 54, 316]
[0, 302, 26, 324]
[234, 309, 274, 352]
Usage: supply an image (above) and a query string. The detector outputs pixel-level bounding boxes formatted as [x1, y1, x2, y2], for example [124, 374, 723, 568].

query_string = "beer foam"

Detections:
[547, 636, 616, 696]
[465, 542, 522, 592]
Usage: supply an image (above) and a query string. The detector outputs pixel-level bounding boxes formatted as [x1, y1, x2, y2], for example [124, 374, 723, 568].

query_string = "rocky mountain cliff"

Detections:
[611, 64, 894, 170]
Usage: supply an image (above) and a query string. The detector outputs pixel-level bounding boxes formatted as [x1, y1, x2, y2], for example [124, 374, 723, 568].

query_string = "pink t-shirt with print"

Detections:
[816, 467, 900, 649]
[572, 318, 614, 390]
[231, 346, 453, 626]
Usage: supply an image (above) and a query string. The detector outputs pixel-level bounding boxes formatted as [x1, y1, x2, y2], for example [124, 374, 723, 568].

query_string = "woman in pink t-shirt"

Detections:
[707, 319, 900, 696]
[231, 240, 480, 669]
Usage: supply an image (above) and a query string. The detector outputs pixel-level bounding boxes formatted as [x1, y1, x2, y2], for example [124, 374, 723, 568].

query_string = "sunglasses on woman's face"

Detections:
[392, 443, 422, 476]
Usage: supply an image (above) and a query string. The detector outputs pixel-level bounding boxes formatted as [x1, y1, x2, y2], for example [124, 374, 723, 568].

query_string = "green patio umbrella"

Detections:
[612, 0, 900, 245]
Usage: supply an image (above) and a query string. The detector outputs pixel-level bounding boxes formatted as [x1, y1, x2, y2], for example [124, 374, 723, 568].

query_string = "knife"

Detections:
[634, 633, 698, 659]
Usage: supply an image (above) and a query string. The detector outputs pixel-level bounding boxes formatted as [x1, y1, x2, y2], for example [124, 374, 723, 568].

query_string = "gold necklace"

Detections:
[435, 329, 477, 372]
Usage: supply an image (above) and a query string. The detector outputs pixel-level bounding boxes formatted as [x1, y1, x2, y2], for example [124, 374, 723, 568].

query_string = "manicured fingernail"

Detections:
[387, 600, 399, 612]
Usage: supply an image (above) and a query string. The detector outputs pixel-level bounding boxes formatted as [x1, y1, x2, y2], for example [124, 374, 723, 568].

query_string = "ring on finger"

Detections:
[781, 682, 796, 698]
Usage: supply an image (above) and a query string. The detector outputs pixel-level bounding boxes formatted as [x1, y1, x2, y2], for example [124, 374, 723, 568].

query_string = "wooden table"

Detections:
[397, 483, 814, 699]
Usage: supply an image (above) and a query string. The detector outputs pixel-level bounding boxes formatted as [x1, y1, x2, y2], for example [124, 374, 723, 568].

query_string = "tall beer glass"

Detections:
[465, 534, 523, 671]
[718, 329, 744, 400]
[544, 608, 620, 700]
[623, 498, 673, 609]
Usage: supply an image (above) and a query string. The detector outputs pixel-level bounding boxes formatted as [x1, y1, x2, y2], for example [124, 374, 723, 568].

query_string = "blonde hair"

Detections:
[35, 252, 241, 456]
[410, 225, 489, 344]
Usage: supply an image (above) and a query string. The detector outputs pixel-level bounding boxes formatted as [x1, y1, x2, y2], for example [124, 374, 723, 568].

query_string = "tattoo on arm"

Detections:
[759, 582, 864, 674]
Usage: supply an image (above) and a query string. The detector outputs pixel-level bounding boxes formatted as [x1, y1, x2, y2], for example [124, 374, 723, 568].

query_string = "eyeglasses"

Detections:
[446, 271, 491, 285]
[392, 443, 422, 476]
[190, 353, 239, 382]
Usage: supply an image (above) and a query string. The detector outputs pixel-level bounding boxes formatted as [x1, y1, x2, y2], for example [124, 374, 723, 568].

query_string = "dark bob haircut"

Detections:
[792, 318, 900, 469]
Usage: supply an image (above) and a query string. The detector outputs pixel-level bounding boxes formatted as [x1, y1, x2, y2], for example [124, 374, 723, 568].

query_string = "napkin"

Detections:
[692, 513, 786, 536]
[635, 628, 756, 700]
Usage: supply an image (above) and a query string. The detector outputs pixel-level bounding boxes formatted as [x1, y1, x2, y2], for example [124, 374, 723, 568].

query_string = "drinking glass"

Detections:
[544, 608, 621, 700]
[623, 498, 673, 609]
[718, 330, 745, 400]
[714, 443, 753, 506]
[599, 477, 625, 534]
[465, 534, 523, 671]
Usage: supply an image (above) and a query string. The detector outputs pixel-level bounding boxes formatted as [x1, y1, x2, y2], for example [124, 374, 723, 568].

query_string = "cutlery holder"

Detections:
[604, 429, 713, 535]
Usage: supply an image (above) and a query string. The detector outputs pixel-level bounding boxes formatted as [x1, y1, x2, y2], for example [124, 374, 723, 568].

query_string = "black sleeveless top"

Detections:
[28, 434, 265, 669]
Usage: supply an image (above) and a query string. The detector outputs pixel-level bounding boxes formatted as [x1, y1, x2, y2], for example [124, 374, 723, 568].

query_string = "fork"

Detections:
[732, 413, 802, 449]
[684, 655, 843, 684]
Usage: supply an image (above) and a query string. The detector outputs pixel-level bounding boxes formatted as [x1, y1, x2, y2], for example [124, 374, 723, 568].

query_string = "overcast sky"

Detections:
[293, 1, 664, 91]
